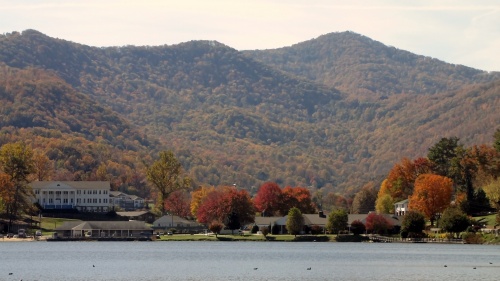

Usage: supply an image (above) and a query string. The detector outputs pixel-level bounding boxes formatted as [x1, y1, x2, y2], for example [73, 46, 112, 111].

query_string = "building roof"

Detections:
[56, 221, 152, 231]
[348, 213, 402, 227]
[153, 215, 202, 226]
[110, 191, 143, 200]
[252, 213, 402, 227]
[303, 214, 327, 226]
[109, 191, 125, 197]
[30, 181, 110, 190]
[253, 217, 282, 226]
[394, 199, 409, 205]
[116, 211, 151, 217]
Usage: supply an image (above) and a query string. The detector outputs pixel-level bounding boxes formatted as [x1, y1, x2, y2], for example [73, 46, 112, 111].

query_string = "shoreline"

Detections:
[0, 237, 47, 242]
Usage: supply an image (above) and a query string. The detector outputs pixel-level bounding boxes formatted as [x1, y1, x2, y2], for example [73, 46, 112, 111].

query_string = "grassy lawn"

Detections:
[473, 214, 497, 228]
[39, 217, 81, 236]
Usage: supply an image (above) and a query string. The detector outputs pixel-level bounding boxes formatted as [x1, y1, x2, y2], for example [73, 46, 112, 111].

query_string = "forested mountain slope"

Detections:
[0, 65, 152, 196]
[244, 31, 499, 97]
[0, 29, 499, 197]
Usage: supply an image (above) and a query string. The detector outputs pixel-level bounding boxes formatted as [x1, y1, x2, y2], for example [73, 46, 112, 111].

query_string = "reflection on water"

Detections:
[1, 241, 499, 280]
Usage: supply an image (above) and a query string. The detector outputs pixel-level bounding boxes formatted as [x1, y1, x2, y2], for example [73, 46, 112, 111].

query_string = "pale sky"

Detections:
[0, 0, 499, 71]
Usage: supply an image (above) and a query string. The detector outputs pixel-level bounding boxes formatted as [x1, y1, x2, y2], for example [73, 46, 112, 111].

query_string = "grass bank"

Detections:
[156, 234, 336, 242]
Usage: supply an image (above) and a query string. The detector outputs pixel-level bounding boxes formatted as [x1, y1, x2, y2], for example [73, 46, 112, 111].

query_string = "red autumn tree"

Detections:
[196, 189, 230, 224]
[253, 182, 283, 216]
[208, 220, 224, 237]
[409, 174, 453, 225]
[196, 186, 255, 227]
[164, 189, 192, 219]
[365, 213, 392, 235]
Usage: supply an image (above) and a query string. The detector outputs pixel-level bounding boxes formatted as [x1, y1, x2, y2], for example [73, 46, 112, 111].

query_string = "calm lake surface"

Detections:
[1, 241, 499, 281]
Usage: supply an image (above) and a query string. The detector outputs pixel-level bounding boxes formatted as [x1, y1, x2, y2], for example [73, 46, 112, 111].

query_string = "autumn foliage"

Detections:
[408, 174, 453, 224]
[196, 186, 255, 226]
[365, 213, 392, 235]
[253, 182, 316, 216]
[381, 157, 433, 202]
[164, 190, 192, 218]
[253, 182, 283, 216]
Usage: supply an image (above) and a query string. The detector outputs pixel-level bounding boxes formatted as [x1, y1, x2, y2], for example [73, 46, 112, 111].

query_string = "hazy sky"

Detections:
[1, 0, 499, 71]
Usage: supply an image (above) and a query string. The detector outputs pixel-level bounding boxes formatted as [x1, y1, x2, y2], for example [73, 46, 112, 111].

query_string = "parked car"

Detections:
[6, 233, 14, 238]
[18, 229, 27, 238]
[35, 230, 42, 237]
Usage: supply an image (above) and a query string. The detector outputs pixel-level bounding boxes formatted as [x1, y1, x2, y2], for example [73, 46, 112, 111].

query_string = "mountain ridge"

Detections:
[0, 29, 499, 198]
[244, 31, 499, 97]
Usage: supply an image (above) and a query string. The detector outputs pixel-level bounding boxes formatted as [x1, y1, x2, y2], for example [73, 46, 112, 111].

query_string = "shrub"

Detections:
[350, 220, 365, 235]
[260, 226, 269, 238]
[401, 211, 426, 237]
[271, 224, 280, 235]
[310, 224, 323, 235]
[365, 213, 392, 235]
[336, 234, 370, 242]
[251, 224, 259, 234]
[462, 232, 484, 244]
[208, 221, 223, 237]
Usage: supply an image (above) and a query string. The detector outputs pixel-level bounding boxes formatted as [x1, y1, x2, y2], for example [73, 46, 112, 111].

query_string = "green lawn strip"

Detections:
[39, 217, 81, 236]
[473, 214, 496, 228]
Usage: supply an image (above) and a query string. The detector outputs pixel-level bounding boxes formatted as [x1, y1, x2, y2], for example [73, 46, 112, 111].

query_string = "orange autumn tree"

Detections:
[281, 186, 316, 215]
[383, 157, 433, 203]
[409, 174, 453, 225]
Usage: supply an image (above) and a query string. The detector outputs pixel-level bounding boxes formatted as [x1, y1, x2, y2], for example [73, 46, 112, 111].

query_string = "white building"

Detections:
[31, 181, 111, 212]
[109, 191, 145, 210]
[394, 199, 409, 216]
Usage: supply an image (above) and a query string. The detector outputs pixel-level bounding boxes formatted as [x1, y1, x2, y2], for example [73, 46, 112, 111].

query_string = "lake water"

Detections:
[1, 241, 499, 280]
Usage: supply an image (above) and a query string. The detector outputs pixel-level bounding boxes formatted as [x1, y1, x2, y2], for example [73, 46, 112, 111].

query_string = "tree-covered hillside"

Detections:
[0, 29, 499, 198]
[244, 31, 499, 97]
